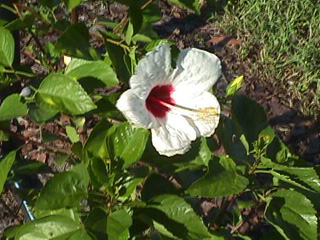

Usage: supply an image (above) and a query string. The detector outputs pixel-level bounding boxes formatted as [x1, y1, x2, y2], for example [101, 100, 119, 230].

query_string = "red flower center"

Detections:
[146, 85, 175, 118]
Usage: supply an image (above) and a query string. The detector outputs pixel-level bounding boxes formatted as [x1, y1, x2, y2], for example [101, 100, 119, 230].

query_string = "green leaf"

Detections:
[35, 73, 96, 115]
[85, 208, 108, 239]
[107, 210, 132, 240]
[107, 122, 149, 168]
[28, 103, 58, 124]
[225, 76, 244, 98]
[84, 119, 112, 161]
[148, 195, 212, 239]
[141, 174, 179, 202]
[0, 94, 28, 121]
[34, 208, 81, 225]
[265, 190, 317, 240]
[63, 0, 83, 12]
[5, 14, 35, 31]
[232, 95, 268, 148]
[66, 126, 80, 143]
[0, 27, 14, 67]
[93, 93, 125, 121]
[35, 164, 89, 210]
[105, 42, 131, 83]
[55, 23, 92, 59]
[167, 0, 201, 14]
[0, 151, 16, 196]
[65, 58, 119, 87]
[186, 156, 249, 197]
[14, 215, 80, 240]
[0, 129, 9, 141]
[125, 21, 134, 45]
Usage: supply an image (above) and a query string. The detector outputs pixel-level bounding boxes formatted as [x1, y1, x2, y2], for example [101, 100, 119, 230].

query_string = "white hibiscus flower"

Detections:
[116, 44, 221, 157]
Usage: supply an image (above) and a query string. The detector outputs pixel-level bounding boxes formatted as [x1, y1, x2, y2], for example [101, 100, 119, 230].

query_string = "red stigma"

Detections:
[146, 85, 175, 118]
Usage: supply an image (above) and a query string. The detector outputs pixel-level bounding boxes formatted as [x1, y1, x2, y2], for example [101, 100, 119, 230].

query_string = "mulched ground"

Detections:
[1, 0, 319, 236]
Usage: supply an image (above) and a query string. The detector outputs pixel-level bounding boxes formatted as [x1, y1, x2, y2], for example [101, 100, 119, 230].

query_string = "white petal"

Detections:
[151, 113, 197, 157]
[171, 48, 221, 97]
[116, 90, 161, 128]
[130, 44, 172, 100]
[172, 91, 220, 137]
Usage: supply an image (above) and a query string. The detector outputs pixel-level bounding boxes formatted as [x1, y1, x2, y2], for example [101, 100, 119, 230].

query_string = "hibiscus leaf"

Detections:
[231, 95, 268, 149]
[0, 151, 16, 196]
[14, 215, 81, 240]
[147, 195, 212, 239]
[55, 23, 93, 59]
[0, 27, 14, 67]
[63, 0, 83, 12]
[85, 208, 108, 239]
[107, 210, 132, 240]
[186, 156, 249, 198]
[35, 73, 96, 115]
[265, 190, 317, 240]
[107, 122, 149, 168]
[35, 164, 89, 210]
[0, 94, 28, 121]
[65, 58, 119, 87]
[141, 173, 180, 202]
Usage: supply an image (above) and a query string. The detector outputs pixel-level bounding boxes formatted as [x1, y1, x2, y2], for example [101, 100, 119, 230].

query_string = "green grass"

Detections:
[215, 0, 320, 115]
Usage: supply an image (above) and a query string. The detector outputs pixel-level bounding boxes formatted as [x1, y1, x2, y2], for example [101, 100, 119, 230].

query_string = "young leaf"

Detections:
[66, 125, 80, 143]
[125, 21, 134, 45]
[0, 151, 16, 196]
[225, 76, 244, 98]
[107, 122, 149, 168]
[265, 190, 317, 240]
[65, 59, 119, 87]
[0, 94, 28, 121]
[35, 164, 89, 210]
[0, 27, 14, 67]
[186, 156, 249, 198]
[107, 210, 132, 240]
[35, 73, 96, 115]
[148, 195, 212, 239]
[14, 215, 80, 240]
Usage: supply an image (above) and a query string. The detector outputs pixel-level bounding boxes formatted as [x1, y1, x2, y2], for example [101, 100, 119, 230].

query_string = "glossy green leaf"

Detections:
[226, 76, 244, 98]
[232, 95, 268, 148]
[89, 157, 108, 187]
[14, 215, 80, 240]
[148, 195, 212, 239]
[34, 208, 81, 225]
[265, 190, 317, 240]
[0, 94, 28, 121]
[107, 210, 132, 240]
[66, 126, 80, 143]
[35, 164, 89, 210]
[5, 14, 35, 31]
[186, 156, 249, 197]
[55, 23, 91, 59]
[0, 27, 14, 67]
[65, 58, 119, 87]
[35, 73, 96, 115]
[0, 151, 16, 196]
[107, 122, 149, 168]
